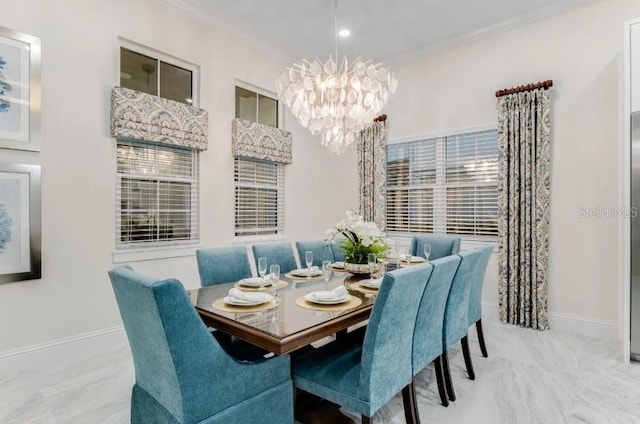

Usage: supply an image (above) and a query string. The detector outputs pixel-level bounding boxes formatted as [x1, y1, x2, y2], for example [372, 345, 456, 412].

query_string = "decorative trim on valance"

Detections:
[232, 118, 292, 164]
[110, 87, 208, 151]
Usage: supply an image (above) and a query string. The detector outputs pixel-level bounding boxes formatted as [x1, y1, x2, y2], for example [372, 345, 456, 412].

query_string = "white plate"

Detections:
[291, 269, 323, 277]
[359, 279, 382, 289]
[402, 256, 426, 263]
[238, 277, 269, 287]
[332, 261, 345, 269]
[304, 292, 350, 305]
[224, 293, 272, 306]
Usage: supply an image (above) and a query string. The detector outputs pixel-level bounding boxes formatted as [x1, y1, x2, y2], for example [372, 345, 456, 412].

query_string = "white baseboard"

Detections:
[482, 301, 619, 340]
[0, 326, 128, 379]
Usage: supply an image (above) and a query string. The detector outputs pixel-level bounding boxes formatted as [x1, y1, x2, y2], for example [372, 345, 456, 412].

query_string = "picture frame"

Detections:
[0, 26, 41, 151]
[0, 163, 41, 283]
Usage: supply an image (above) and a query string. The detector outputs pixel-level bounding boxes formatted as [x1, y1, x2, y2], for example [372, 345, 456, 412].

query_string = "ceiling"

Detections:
[163, 0, 599, 64]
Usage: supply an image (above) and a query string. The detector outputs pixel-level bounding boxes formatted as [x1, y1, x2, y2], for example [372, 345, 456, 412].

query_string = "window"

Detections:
[235, 86, 278, 127]
[116, 44, 200, 249]
[120, 47, 193, 105]
[234, 86, 284, 237]
[117, 141, 199, 246]
[386, 129, 498, 238]
[234, 157, 284, 236]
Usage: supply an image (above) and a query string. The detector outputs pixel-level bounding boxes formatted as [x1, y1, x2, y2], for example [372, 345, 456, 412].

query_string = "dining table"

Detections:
[188, 265, 398, 355]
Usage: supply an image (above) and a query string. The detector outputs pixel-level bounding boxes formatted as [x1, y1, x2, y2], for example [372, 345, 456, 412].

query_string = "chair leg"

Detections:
[461, 335, 476, 380]
[441, 351, 456, 402]
[434, 356, 449, 407]
[402, 380, 419, 424]
[362, 415, 372, 424]
[475, 319, 488, 358]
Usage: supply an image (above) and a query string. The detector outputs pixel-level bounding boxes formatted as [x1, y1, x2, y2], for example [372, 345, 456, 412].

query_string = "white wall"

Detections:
[386, 0, 640, 333]
[0, 0, 358, 354]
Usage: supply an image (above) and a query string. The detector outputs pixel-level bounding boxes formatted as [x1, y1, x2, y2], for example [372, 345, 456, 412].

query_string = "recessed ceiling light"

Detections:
[338, 29, 351, 38]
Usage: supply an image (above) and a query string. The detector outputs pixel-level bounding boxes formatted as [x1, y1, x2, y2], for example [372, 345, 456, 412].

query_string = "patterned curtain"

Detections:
[357, 121, 387, 230]
[497, 88, 551, 331]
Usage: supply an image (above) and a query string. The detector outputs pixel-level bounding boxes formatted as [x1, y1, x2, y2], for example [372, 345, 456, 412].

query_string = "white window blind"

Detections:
[234, 157, 284, 236]
[386, 129, 498, 238]
[116, 140, 199, 246]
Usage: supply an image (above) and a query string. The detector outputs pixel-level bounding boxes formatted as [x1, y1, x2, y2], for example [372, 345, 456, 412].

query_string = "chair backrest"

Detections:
[196, 246, 252, 287]
[295, 240, 334, 267]
[411, 234, 461, 260]
[329, 239, 346, 262]
[359, 264, 431, 411]
[443, 248, 483, 350]
[109, 266, 253, 423]
[412, 255, 461, 374]
[468, 246, 494, 325]
[251, 242, 298, 274]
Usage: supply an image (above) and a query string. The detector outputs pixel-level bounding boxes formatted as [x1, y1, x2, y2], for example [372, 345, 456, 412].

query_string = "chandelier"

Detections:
[275, 1, 397, 155]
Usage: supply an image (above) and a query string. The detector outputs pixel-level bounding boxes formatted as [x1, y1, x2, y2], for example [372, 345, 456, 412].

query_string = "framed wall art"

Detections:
[0, 163, 41, 283]
[0, 26, 41, 151]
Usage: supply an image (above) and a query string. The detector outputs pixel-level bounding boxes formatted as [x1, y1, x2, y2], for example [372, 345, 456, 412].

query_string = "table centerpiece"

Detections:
[326, 210, 389, 274]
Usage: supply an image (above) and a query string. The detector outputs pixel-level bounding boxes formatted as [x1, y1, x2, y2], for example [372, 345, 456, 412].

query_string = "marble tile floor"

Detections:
[2, 316, 640, 424]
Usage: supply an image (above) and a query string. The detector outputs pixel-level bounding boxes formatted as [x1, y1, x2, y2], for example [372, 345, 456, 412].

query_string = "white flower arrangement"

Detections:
[326, 210, 388, 264]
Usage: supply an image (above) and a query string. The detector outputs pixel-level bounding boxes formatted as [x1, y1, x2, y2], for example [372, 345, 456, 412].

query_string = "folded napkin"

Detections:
[332, 261, 345, 268]
[307, 286, 348, 302]
[292, 266, 322, 277]
[228, 288, 266, 303]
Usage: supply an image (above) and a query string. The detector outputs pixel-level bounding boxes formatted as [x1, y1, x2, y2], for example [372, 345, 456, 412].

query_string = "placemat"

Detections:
[295, 294, 362, 311]
[212, 298, 278, 313]
[233, 280, 288, 291]
[285, 272, 324, 281]
[344, 279, 379, 295]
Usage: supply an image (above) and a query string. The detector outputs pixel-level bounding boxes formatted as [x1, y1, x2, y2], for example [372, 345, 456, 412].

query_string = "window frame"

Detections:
[386, 125, 498, 241]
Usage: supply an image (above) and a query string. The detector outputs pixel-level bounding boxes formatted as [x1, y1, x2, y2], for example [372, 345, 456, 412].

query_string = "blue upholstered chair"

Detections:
[441, 248, 483, 402]
[251, 242, 298, 274]
[468, 245, 494, 357]
[108, 266, 294, 424]
[295, 240, 334, 267]
[196, 246, 252, 287]
[410, 234, 461, 260]
[412, 255, 461, 409]
[329, 239, 346, 262]
[292, 265, 431, 424]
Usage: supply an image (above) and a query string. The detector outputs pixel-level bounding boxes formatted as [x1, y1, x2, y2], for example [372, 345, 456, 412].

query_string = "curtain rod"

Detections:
[373, 114, 387, 122]
[495, 80, 553, 98]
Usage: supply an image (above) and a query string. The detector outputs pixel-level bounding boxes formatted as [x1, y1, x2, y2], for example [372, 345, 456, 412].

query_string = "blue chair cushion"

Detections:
[196, 246, 253, 286]
[468, 245, 494, 325]
[252, 242, 298, 274]
[296, 240, 334, 267]
[411, 234, 461, 260]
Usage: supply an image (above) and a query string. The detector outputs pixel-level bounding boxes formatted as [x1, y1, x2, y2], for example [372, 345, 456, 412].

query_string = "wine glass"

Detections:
[322, 260, 332, 290]
[423, 244, 431, 262]
[367, 253, 377, 279]
[305, 251, 313, 279]
[269, 264, 280, 301]
[257, 257, 267, 289]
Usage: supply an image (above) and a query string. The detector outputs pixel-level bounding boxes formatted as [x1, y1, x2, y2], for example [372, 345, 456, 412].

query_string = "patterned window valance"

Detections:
[232, 118, 292, 164]
[110, 87, 208, 151]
